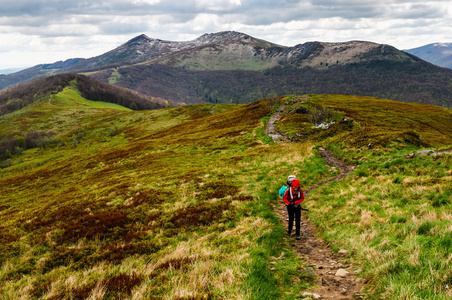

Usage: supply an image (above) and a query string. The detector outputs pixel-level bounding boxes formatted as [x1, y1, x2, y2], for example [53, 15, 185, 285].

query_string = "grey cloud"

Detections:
[209, 0, 380, 25]
[0, 0, 446, 20]
[386, 4, 446, 19]
[314, 1, 447, 20]
[0, 16, 51, 27]
[0, 0, 84, 16]
[0, 0, 149, 17]
[0, 0, 303, 19]
[99, 22, 150, 35]
[216, 1, 312, 25]
[0, 0, 450, 62]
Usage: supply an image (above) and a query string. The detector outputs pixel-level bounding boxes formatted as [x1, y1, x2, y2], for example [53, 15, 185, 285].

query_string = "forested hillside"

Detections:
[0, 73, 179, 116]
[90, 59, 452, 108]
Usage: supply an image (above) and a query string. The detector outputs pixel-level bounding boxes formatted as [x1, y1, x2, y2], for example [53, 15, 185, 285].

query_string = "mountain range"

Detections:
[1, 31, 452, 108]
[405, 43, 452, 69]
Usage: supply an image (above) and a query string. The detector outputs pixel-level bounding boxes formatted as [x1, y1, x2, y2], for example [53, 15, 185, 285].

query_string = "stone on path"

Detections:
[302, 292, 321, 299]
[335, 268, 349, 277]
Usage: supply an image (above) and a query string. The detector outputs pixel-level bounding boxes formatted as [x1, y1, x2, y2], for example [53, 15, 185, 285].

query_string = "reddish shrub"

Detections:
[30, 279, 53, 298]
[99, 240, 162, 263]
[0, 226, 19, 243]
[198, 181, 239, 200]
[21, 203, 90, 234]
[167, 201, 231, 230]
[42, 246, 96, 272]
[70, 284, 95, 300]
[156, 256, 198, 271]
[130, 189, 172, 207]
[62, 210, 130, 243]
[104, 273, 142, 297]
[233, 195, 255, 202]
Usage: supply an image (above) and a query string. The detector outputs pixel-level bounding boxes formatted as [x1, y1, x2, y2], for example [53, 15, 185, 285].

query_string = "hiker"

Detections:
[279, 175, 297, 222]
[283, 179, 304, 240]
[278, 175, 296, 198]
[287, 175, 296, 187]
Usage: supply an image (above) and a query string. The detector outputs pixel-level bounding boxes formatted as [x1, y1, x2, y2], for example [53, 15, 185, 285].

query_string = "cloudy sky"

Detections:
[0, 0, 451, 70]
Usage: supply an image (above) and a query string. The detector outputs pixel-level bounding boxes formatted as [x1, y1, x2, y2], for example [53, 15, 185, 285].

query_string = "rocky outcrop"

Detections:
[405, 147, 452, 159]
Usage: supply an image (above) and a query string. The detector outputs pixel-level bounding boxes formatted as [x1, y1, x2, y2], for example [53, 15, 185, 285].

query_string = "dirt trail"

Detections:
[267, 108, 365, 299]
[264, 104, 289, 143]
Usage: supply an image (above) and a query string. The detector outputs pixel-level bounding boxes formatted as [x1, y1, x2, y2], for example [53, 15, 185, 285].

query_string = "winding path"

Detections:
[268, 107, 365, 299]
[264, 104, 289, 143]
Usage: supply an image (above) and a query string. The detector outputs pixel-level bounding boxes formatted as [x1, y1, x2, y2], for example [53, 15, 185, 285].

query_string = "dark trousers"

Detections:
[286, 205, 301, 235]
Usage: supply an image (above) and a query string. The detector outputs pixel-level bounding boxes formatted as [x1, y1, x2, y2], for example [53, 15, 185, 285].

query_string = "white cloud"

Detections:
[195, 0, 241, 11]
[0, 0, 451, 68]
[131, 0, 161, 4]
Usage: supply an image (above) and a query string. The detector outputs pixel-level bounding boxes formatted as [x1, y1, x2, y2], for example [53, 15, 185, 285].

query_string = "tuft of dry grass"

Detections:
[360, 210, 372, 227]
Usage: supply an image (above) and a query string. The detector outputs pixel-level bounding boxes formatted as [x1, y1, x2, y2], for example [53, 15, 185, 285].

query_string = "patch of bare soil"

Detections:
[267, 106, 365, 299]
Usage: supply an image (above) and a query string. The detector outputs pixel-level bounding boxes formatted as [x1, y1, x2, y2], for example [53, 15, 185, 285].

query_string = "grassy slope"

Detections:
[0, 74, 179, 118]
[0, 92, 330, 299]
[278, 95, 452, 299]
[278, 94, 452, 156]
[150, 44, 278, 71]
[1, 91, 452, 299]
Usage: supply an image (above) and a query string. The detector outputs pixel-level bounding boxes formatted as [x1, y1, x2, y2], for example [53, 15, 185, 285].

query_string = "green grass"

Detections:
[1, 90, 451, 299]
[108, 68, 122, 84]
[273, 94, 452, 299]
[0, 90, 323, 299]
[278, 94, 452, 147]
[306, 153, 452, 299]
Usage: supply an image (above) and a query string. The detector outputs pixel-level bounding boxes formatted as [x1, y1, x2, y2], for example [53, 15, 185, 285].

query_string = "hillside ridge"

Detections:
[64, 31, 282, 72]
[0, 31, 424, 86]
[0, 73, 180, 116]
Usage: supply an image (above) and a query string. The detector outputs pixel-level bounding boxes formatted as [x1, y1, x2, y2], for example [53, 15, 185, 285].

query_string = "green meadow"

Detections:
[1, 85, 452, 299]
[279, 94, 452, 299]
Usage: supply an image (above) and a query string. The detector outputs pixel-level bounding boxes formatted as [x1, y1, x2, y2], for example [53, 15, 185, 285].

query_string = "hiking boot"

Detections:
[296, 235, 301, 240]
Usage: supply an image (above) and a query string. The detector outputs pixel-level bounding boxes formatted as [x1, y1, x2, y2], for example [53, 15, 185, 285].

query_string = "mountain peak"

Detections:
[433, 42, 452, 48]
[195, 31, 251, 43]
[124, 34, 152, 46]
